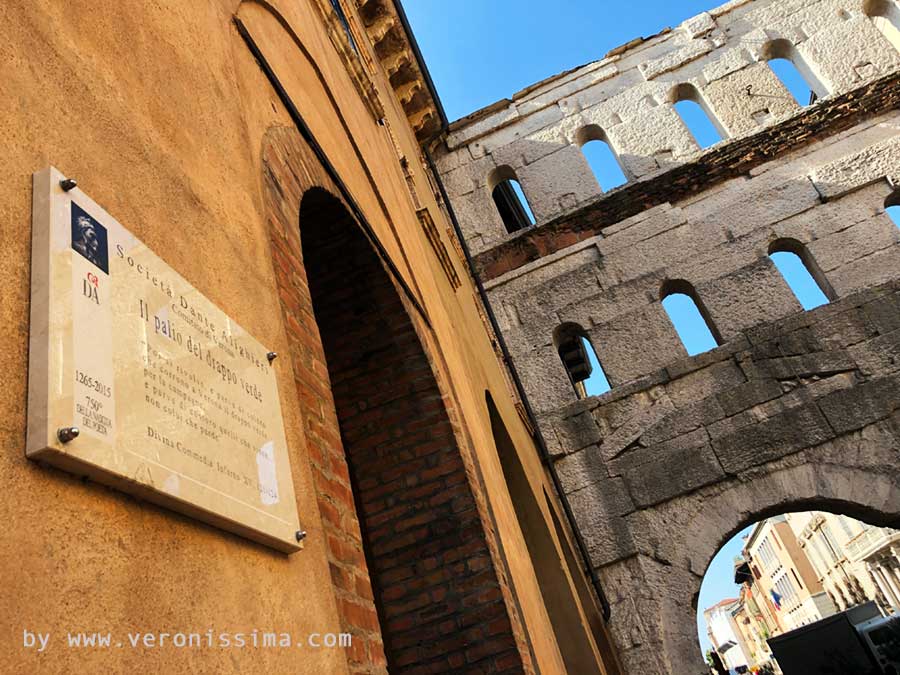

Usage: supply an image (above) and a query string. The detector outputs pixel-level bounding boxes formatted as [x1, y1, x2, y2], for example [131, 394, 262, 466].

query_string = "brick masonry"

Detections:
[261, 126, 530, 674]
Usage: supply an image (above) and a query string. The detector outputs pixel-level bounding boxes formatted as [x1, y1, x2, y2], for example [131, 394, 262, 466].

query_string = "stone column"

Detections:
[877, 560, 900, 611]
[868, 563, 898, 612]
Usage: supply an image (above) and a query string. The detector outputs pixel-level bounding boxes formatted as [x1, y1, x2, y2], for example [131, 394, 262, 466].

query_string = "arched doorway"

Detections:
[628, 459, 900, 674]
[296, 186, 524, 673]
[486, 392, 608, 674]
[699, 508, 900, 674]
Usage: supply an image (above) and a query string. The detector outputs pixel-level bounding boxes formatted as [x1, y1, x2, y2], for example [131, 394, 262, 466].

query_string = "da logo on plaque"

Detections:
[27, 167, 302, 552]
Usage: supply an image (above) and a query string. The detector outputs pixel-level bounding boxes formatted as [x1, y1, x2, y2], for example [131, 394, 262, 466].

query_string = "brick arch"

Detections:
[261, 126, 531, 674]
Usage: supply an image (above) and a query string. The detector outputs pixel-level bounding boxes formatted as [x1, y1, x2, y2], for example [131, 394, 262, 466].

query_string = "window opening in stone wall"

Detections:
[699, 511, 900, 675]
[576, 125, 627, 191]
[768, 58, 818, 106]
[661, 280, 721, 356]
[490, 166, 535, 234]
[762, 39, 827, 106]
[865, 0, 900, 51]
[671, 84, 724, 149]
[554, 323, 611, 398]
[886, 192, 900, 229]
[768, 239, 835, 309]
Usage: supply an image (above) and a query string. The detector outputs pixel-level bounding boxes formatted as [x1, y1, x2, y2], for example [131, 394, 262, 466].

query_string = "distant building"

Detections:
[788, 511, 900, 615]
[744, 516, 837, 630]
[704, 597, 752, 673]
[730, 561, 779, 668]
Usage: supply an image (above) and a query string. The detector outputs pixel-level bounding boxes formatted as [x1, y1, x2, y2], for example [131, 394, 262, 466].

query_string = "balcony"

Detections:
[846, 527, 900, 562]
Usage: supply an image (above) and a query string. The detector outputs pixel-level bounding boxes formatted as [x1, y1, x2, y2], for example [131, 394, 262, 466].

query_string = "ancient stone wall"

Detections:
[434, 0, 900, 672]
[476, 116, 900, 671]
[548, 281, 900, 673]
[484, 114, 900, 417]
[435, 0, 900, 256]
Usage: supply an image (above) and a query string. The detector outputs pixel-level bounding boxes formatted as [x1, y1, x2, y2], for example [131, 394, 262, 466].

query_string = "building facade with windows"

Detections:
[744, 517, 837, 631]
[787, 511, 899, 615]
[704, 597, 752, 672]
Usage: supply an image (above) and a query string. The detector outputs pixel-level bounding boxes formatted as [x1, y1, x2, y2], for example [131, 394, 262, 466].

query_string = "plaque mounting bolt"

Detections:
[267, 352, 278, 363]
[59, 178, 78, 192]
[295, 529, 307, 543]
[57, 426, 80, 443]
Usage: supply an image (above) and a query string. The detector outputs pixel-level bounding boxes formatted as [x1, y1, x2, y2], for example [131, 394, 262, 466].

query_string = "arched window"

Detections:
[576, 125, 627, 191]
[554, 323, 611, 398]
[661, 280, 721, 355]
[768, 239, 834, 309]
[864, 0, 900, 51]
[489, 166, 535, 234]
[670, 83, 725, 149]
[761, 39, 827, 106]
[885, 191, 900, 229]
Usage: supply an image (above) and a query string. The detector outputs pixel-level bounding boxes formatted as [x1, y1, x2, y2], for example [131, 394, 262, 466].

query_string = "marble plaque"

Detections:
[28, 167, 302, 552]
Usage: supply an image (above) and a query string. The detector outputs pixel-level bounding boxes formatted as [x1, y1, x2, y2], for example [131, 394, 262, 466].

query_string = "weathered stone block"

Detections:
[598, 395, 675, 460]
[566, 478, 637, 565]
[641, 396, 726, 446]
[747, 350, 857, 380]
[848, 331, 900, 377]
[811, 306, 879, 350]
[696, 258, 803, 339]
[807, 216, 900, 273]
[862, 292, 900, 335]
[712, 403, 834, 472]
[817, 374, 900, 434]
[623, 439, 724, 508]
[716, 377, 783, 416]
[554, 446, 608, 494]
[665, 360, 746, 408]
[588, 306, 685, 385]
[557, 409, 604, 452]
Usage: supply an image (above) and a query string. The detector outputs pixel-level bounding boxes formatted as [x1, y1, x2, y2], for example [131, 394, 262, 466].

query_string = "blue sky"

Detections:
[402, 0, 722, 122]
[697, 525, 753, 654]
[402, 0, 899, 659]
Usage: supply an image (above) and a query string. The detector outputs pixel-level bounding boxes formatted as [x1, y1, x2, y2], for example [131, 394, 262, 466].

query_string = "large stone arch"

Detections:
[647, 449, 900, 673]
[545, 280, 900, 675]
[589, 423, 900, 675]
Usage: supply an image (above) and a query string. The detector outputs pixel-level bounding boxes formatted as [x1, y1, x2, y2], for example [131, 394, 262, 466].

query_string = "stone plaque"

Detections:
[28, 167, 301, 552]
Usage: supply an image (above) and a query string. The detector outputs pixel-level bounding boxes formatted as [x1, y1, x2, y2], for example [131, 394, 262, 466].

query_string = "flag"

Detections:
[771, 589, 782, 610]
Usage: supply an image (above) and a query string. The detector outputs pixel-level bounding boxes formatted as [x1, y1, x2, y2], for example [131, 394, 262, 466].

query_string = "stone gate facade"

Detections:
[433, 0, 900, 672]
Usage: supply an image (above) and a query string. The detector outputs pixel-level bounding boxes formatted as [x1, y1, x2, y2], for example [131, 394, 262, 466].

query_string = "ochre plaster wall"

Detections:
[0, 1, 602, 673]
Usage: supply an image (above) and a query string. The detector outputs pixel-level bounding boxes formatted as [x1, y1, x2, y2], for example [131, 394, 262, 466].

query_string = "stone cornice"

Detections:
[357, 0, 444, 142]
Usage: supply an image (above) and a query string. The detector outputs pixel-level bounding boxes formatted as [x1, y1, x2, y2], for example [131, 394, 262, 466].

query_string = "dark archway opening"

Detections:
[299, 187, 521, 673]
[486, 392, 605, 674]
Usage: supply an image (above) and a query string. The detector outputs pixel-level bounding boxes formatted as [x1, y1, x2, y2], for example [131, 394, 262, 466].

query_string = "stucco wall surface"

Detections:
[0, 1, 590, 673]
